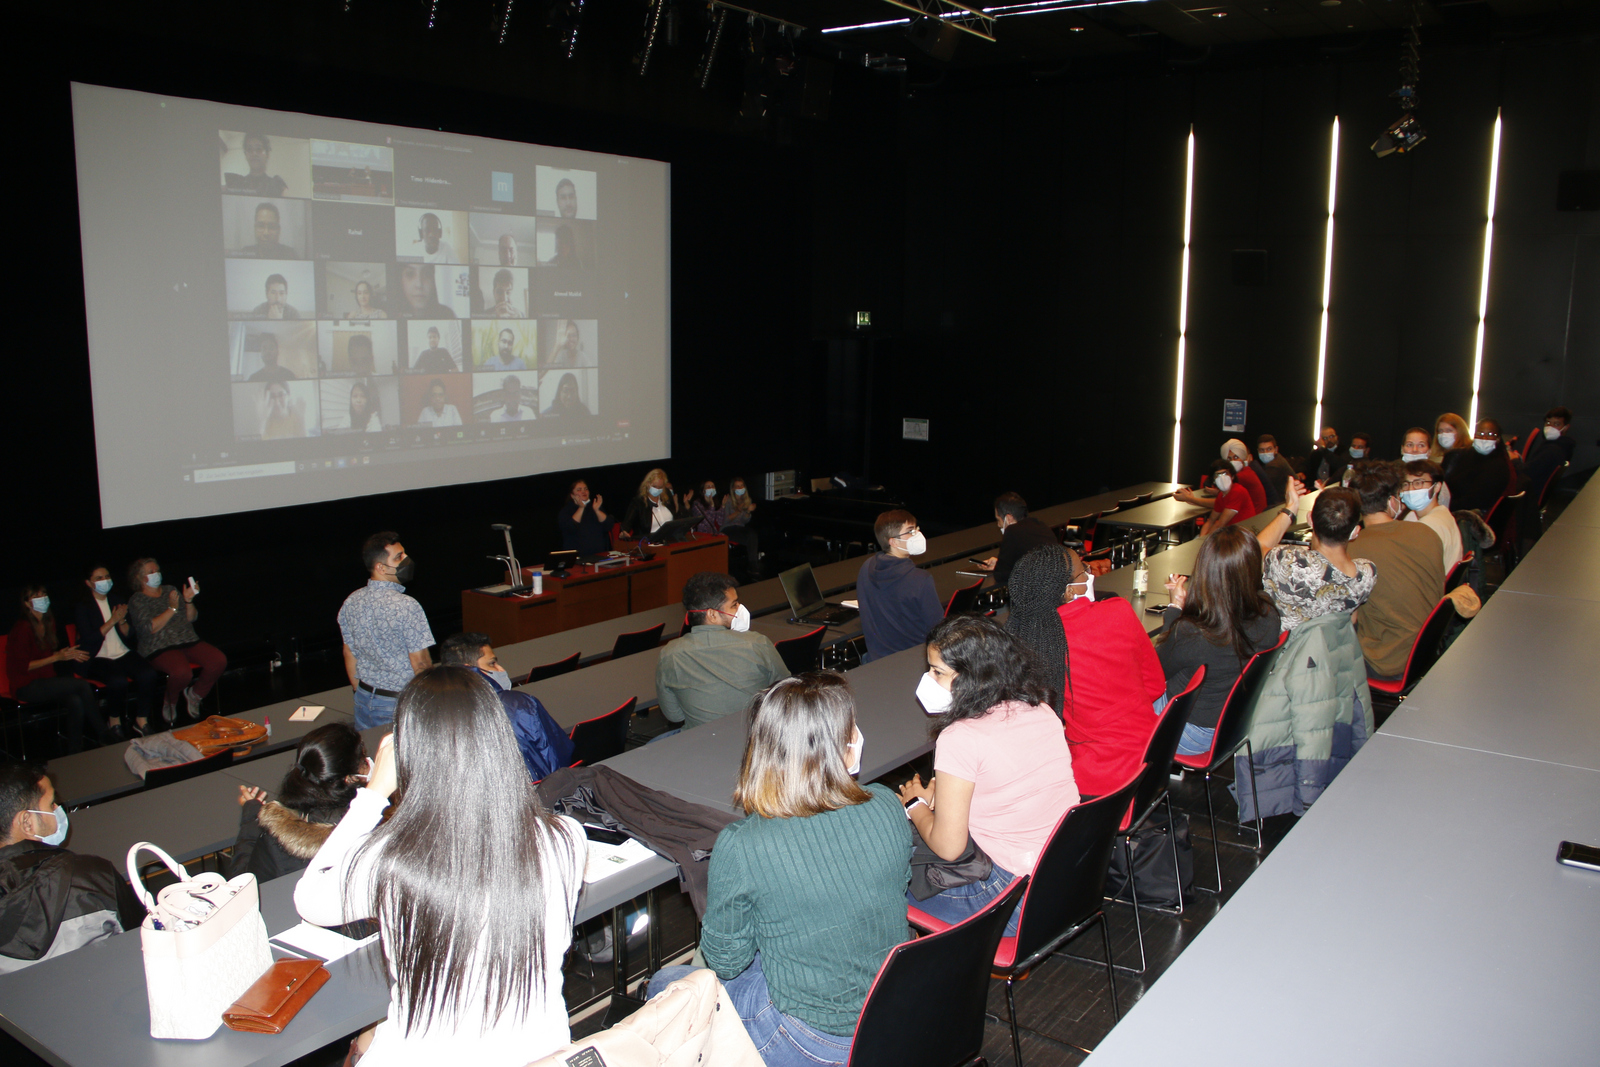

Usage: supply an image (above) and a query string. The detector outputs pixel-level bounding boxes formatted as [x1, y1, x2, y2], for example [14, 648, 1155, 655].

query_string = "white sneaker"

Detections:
[184, 686, 203, 718]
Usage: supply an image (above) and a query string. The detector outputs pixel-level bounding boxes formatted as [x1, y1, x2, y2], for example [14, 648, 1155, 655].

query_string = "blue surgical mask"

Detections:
[1348, 447, 1366, 459]
[1400, 488, 1432, 512]
[1473, 439, 1496, 455]
[648, 486, 663, 498]
[93, 579, 114, 595]
[486, 668, 512, 691]
[29, 805, 69, 847]
[705, 488, 715, 499]
[146, 571, 163, 589]
[1258, 451, 1275, 464]
[733, 487, 746, 496]
[30, 596, 49, 614]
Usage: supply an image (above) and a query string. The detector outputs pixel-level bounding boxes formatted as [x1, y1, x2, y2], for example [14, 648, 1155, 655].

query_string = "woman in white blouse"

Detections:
[295, 667, 585, 1066]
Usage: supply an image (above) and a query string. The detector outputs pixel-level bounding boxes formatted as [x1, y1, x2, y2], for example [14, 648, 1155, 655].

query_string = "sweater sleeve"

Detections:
[227, 800, 264, 879]
[699, 822, 757, 980]
[294, 789, 388, 927]
[654, 656, 686, 724]
[916, 570, 946, 632]
[1118, 601, 1168, 703]
[760, 637, 791, 686]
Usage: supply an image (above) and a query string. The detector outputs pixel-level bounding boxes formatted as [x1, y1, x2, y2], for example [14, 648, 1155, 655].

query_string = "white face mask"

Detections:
[1472, 438, 1496, 455]
[1258, 451, 1275, 464]
[1229, 458, 1243, 472]
[1214, 474, 1233, 494]
[915, 671, 952, 715]
[899, 531, 927, 556]
[1437, 430, 1457, 448]
[1400, 488, 1433, 512]
[1069, 571, 1096, 601]
[146, 571, 163, 589]
[1348, 447, 1366, 459]
[727, 603, 750, 632]
[1544, 426, 1561, 441]
[845, 726, 864, 776]
[28, 805, 69, 847]
[486, 668, 512, 691]
[1401, 452, 1426, 463]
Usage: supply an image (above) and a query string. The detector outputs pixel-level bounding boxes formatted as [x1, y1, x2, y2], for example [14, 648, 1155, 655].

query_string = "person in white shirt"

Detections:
[75, 565, 161, 735]
[416, 379, 462, 428]
[488, 375, 534, 422]
[295, 667, 585, 1067]
[1399, 459, 1462, 572]
[416, 213, 460, 264]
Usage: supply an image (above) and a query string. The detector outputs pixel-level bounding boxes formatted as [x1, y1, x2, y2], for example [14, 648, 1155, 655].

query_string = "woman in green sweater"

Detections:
[647, 672, 912, 1066]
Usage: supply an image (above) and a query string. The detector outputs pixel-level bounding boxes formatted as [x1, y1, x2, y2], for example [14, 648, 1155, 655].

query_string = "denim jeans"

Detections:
[907, 860, 1021, 937]
[1176, 723, 1215, 757]
[649, 954, 854, 1067]
[353, 686, 399, 730]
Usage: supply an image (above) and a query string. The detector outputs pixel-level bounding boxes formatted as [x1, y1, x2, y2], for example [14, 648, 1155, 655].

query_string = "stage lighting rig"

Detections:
[879, 0, 995, 42]
[1372, 21, 1424, 157]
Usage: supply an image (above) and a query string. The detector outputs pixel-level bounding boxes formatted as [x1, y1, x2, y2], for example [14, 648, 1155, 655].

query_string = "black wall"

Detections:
[7, 9, 1596, 657]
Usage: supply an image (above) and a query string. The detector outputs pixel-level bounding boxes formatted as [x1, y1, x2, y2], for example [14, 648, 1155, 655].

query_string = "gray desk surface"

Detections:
[1493, 520, 1600, 603]
[1084, 734, 1600, 1066]
[1095, 497, 1211, 531]
[52, 691, 357, 809]
[1552, 478, 1600, 528]
[493, 603, 689, 678]
[1030, 482, 1183, 527]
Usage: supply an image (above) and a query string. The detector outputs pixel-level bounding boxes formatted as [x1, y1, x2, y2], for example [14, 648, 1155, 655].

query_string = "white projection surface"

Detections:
[71, 83, 670, 528]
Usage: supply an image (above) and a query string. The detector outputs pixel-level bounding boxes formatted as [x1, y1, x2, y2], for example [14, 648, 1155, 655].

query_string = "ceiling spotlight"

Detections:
[1211, 9, 1229, 16]
[1372, 112, 1425, 157]
[1068, 24, 1084, 31]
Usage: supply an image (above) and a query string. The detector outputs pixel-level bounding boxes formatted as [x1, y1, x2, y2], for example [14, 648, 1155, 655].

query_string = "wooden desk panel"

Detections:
[560, 566, 638, 629]
[461, 588, 562, 647]
[629, 563, 670, 611]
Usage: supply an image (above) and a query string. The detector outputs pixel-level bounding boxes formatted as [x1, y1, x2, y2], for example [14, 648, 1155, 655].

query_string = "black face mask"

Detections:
[393, 558, 416, 584]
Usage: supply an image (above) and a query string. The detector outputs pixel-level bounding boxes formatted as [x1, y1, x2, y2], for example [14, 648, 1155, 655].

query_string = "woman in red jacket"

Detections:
[1004, 545, 1167, 797]
[7, 583, 111, 751]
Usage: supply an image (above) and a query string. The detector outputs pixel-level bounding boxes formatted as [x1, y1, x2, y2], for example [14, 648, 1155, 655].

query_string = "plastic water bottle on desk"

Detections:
[1132, 540, 1149, 597]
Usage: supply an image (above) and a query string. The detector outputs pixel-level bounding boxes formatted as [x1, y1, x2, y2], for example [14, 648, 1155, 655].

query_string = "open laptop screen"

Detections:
[779, 564, 827, 616]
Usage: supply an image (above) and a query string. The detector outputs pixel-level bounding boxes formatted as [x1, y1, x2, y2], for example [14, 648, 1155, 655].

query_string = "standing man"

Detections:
[857, 510, 945, 663]
[338, 532, 435, 729]
[1252, 434, 1295, 507]
[655, 573, 789, 734]
[975, 491, 1057, 586]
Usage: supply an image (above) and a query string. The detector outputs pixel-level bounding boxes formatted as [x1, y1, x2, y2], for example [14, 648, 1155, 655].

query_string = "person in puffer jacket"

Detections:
[0, 760, 144, 972]
[228, 722, 367, 882]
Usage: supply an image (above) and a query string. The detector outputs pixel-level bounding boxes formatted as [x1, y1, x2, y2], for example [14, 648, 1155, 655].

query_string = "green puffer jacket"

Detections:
[1234, 611, 1373, 820]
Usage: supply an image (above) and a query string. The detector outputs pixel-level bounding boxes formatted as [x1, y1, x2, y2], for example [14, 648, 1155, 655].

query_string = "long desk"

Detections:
[1085, 477, 1600, 1065]
[1096, 497, 1210, 534]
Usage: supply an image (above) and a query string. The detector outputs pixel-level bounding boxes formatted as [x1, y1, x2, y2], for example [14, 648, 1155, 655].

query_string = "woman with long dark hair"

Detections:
[6, 583, 109, 751]
[896, 615, 1078, 935]
[1157, 525, 1281, 756]
[648, 672, 909, 1067]
[1005, 544, 1166, 799]
[295, 667, 585, 1065]
[74, 563, 161, 735]
[228, 722, 367, 881]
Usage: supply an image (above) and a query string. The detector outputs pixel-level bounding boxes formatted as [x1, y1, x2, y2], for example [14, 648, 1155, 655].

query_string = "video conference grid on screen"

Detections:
[71, 84, 669, 528]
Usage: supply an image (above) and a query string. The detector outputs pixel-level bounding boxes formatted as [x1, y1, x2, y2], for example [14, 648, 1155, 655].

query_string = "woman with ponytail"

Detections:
[228, 722, 367, 881]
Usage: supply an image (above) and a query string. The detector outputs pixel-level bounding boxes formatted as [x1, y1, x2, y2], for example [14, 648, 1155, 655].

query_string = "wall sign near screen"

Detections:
[1222, 400, 1247, 433]
[70, 83, 670, 528]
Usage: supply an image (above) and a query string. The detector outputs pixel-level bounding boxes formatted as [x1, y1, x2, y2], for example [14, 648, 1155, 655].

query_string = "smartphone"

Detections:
[583, 824, 630, 846]
[1556, 840, 1600, 871]
[187, 576, 200, 595]
[968, 558, 989, 567]
[1145, 603, 1169, 614]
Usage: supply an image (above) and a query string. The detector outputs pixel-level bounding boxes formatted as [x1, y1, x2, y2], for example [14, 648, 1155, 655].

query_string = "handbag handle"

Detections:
[126, 841, 189, 911]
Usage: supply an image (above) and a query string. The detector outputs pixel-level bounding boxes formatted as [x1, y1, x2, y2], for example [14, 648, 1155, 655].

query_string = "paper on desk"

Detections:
[270, 922, 378, 962]
[583, 837, 657, 884]
[841, 600, 859, 609]
[290, 705, 326, 722]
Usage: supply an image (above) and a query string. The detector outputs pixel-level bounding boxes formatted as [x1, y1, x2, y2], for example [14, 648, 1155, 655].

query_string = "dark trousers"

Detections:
[86, 651, 162, 726]
[17, 676, 109, 753]
[149, 641, 228, 708]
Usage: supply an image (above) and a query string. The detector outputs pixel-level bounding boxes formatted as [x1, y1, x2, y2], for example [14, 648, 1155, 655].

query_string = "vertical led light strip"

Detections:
[1311, 116, 1340, 444]
[1468, 108, 1503, 429]
[1170, 125, 1195, 483]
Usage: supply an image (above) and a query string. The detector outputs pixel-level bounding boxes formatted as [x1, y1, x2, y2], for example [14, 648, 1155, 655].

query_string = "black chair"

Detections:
[773, 625, 826, 674]
[1367, 595, 1461, 714]
[943, 578, 985, 618]
[568, 696, 637, 767]
[609, 623, 665, 661]
[1444, 551, 1475, 593]
[1114, 664, 1205, 973]
[1173, 630, 1289, 891]
[1533, 461, 1567, 531]
[848, 876, 1028, 1067]
[143, 749, 233, 790]
[521, 650, 581, 686]
[909, 775, 1141, 1066]
[1484, 491, 1523, 572]
[1056, 511, 1101, 551]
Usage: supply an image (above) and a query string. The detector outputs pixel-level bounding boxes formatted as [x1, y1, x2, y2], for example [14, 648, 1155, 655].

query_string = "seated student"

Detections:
[240, 202, 298, 259]
[618, 468, 683, 540]
[439, 633, 574, 779]
[720, 477, 762, 577]
[248, 334, 296, 382]
[224, 133, 289, 197]
[1157, 527, 1282, 755]
[1512, 405, 1574, 493]
[1179, 457, 1258, 538]
[392, 263, 457, 319]
[0, 759, 143, 972]
[346, 379, 383, 434]
[558, 479, 612, 556]
[656, 573, 789, 735]
[343, 334, 377, 377]
[411, 327, 456, 373]
[228, 723, 367, 882]
[1346, 432, 1374, 465]
[488, 376, 534, 422]
[348, 280, 387, 319]
[1399, 459, 1462, 572]
[1255, 482, 1376, 632]
[857, 510, 945, 664]
[296, 668, 586, 1066]
[1251, 434, 1295, 507]
[648, 673, 911, 1067]
[1307, 426, 1349, 487]
[415, 379, 463, 428]
[1444, 419, 1514, 515]
[74, 564, 160, 736]
[1400, 426, 1433, 465]
[1347, 463, 1446, 680]
[897, 615, 1078, 936]
[1222, 439, 1268, 513]
[688, 480, 725, 535]
[541, 373, 590, 417]
[1430, 412, 1472, 467]
[251, 273, 301, 320]
[974, 491, 1058, 586]
[8, 584, 110, 751]
[1005, 545, 1165, 799]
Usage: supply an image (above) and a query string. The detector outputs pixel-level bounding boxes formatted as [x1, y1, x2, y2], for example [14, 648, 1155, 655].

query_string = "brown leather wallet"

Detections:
[222, 958, 330, 1034]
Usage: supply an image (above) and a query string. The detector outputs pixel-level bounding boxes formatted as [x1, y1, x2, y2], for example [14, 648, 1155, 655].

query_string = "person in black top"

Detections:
[223, 133, 289, 198]
[393, 264, 456, 319]
[1444, 418, 1514, 514]
[411, 327, 457, 373]
[228, 723, 366, 882]
[975, 492, 1058, 586]
[1307, 426, 1348, 487]
[1513, 406, 1575, 496]
[558, 479, 612, 556]
[1251, 434, 1295, 507]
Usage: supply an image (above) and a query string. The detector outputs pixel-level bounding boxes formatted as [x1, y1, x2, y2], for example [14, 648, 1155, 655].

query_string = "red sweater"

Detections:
[1235, 465, 1268, 514]
[6, 620, 57, 692]
[1056, 597, 1169, 797]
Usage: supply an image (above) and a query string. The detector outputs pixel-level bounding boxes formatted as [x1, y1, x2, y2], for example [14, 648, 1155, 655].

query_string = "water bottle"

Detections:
[1132, 540, 1149, 597]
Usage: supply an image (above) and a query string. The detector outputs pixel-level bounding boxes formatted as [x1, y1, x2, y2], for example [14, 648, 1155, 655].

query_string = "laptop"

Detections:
[779, 563, 860, 626]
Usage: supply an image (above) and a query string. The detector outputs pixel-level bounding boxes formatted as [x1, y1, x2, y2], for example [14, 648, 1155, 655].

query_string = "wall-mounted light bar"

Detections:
[1171, 125, 1195, 484]
[821, 0, 1148, 34]
[1468, 108, 1503, 430]
[1310, 116, 1340, 445]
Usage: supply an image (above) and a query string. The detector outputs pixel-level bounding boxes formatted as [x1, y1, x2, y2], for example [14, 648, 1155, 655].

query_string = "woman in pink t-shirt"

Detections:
[897, 615, 1079, 935]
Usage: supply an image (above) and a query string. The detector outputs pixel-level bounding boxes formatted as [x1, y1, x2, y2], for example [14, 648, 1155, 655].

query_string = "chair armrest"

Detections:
[906, 906, 953, 934]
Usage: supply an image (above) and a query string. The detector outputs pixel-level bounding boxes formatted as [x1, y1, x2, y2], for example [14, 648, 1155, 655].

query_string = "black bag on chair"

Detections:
[1103, 807, 1194, 907]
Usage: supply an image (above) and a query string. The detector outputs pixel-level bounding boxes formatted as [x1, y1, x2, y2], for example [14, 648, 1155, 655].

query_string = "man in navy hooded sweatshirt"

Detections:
[857, 509, 945, 663]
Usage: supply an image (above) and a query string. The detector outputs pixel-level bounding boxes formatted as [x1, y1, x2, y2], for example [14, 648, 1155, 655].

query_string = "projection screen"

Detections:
[70, 83, 670, 528]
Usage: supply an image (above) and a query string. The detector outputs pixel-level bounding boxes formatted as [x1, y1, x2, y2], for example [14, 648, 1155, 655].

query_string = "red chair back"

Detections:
[943, 578, 984, 618]
[1122, 665, 1205, 832]
[1370, 595, 1459, 696]
[1176, 628, 1289, 772]
[523, 650, 581, 686]
[773, 625, 826, 675]
[568, 696, 637, 766]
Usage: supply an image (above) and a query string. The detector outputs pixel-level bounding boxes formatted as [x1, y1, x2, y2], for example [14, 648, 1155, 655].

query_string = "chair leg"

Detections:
[1121, 835, 1146, 974]
[1005, 977, 1024, 1067]
[1244, 739, 1263, 853]
[1165, 793, 1185, 915]
[1203, 770, 1222, 894]
[1097, 910, 1120, 1020]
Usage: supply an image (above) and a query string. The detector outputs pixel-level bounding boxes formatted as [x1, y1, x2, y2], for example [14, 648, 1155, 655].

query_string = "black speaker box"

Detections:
[907, 16, 960, 62]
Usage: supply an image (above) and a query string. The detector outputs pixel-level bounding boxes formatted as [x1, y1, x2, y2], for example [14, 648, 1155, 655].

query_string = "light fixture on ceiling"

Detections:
[1211, 9, 1228, 16]
[1373, 18, 1425, 157]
